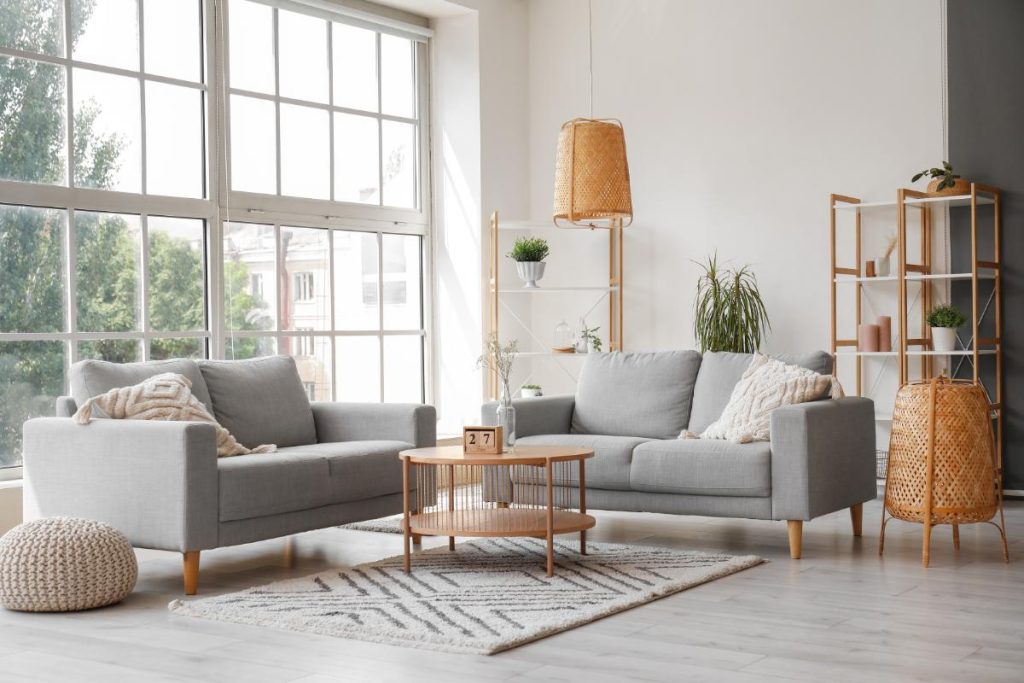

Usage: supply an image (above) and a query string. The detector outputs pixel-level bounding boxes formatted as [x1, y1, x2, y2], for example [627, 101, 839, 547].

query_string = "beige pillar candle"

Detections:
[858, 324, 880, 352]
[877, 316, 892, 352]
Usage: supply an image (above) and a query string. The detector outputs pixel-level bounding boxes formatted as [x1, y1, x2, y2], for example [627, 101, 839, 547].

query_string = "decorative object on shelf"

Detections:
[578, 324, 602, 353]
[857, 323, 880, 352]
[865, 260, 876, 277]
[520, 384, 542, 398]
[877, 316, 892, 352]
[926, 304, 965, 353]
[880, 376, 1008, 567]
[552, 0, 632, 229]
[552, 320, 575, 353]
[507, 237, 550, 289]
[873, 235, 897, 277]
[0, 517, 137, 612]
[912, 160, 970, 196]
[463, 426, 503, 455]
[477, 334, 519, 448]
[693, 253, 770, 353]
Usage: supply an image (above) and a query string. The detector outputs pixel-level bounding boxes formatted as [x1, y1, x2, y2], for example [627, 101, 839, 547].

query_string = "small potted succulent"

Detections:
[507, 237, 550, 288]
[926, 304, 965, 353]
[520, 383, 542, 398]
[912, 161, 970, 196]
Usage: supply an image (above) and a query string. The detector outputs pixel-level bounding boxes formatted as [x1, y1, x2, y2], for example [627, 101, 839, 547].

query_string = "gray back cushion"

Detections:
[687, 351, 834, 434]
[571, 350, 702, 439]
[69, 358, 213, 414]
[198, 355, 317, 448]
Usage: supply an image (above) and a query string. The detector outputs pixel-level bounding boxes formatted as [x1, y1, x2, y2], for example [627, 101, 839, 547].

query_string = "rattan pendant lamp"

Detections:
[553, 0, 632, 229]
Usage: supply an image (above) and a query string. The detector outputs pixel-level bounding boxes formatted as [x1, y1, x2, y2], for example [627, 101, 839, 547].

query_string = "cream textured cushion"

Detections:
[691, 354, 833, 444]
[0, 517, 137, 612]
[72, 372, 275, 456]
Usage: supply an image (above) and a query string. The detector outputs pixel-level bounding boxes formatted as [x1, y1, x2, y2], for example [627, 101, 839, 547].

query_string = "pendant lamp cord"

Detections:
[588, 0, 594, 118]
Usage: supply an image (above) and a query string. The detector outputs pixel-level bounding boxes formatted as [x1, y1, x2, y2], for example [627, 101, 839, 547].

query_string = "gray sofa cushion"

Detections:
[198, 356, 317, 448]
[515, 434, 652, 490]
[571, 351, 702, 439]
[218, 451, 333, 522]
[687, 351, 834, 434]
[277, 440, 413, 502]
[69, 358, 213, 414]
[630, 439, 772, 497]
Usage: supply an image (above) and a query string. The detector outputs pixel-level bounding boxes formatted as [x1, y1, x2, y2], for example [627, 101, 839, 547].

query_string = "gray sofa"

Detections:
[484, 350, 876, 558]
[23, 355, 435, 594]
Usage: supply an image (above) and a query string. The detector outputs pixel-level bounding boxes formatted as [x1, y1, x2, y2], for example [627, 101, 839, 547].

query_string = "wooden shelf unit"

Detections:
[487, 211, 624, 400]
[829, 184, 1003, 465]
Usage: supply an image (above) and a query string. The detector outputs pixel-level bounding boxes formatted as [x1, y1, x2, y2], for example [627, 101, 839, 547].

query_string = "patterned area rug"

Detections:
[339, 514, 402, 534]
[169, 539, 762, 654]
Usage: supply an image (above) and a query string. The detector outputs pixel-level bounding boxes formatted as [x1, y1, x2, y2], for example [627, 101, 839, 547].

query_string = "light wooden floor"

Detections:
[1, 496, 1021, 682]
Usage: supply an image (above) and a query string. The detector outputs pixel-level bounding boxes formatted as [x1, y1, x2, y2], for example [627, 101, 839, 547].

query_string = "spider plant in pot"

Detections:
[912, 161, 970, 196]
[926, 304, 965, 353]
[693, 254, 771, 353]
[507, 237, 550, 288]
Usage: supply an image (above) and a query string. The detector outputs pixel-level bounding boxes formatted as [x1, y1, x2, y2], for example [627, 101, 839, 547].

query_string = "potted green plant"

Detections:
[577, 324, 602, 353]
[926, 304, 965, 353]
[912, 161, 970, 196]
[520, 383, 542, 398]
[693, 254, 770, 353]
[507, 237, 550, 288]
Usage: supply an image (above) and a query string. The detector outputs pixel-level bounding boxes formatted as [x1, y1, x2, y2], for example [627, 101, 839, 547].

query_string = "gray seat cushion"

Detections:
[218, 451, 334, 522]
[277, 440, 413, 502]
[687, 351, 834, 434]
[69, 359, 213, 414]
[630, 439, 772, 497]
[571, 350, 702, 439]
[198, 356, 317, 448]
[515, 434, 652, 490]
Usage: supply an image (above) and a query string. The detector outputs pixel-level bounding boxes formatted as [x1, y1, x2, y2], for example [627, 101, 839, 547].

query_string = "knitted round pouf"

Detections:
[0, 517, 137, 612]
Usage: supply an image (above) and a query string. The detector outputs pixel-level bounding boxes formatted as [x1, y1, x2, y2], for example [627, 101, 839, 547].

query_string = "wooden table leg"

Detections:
[952, 523, 960, 550]
[579, 459, 587, 555]
[546, 460, 554, 577]
[448, 464, 456, 551]
[402, 457, 411, 573]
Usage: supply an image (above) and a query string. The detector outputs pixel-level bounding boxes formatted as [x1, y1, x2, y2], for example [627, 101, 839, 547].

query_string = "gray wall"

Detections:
[947, 0, 1024, 490]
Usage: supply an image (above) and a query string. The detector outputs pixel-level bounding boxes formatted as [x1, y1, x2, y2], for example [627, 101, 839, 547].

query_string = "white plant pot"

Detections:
[515, 261, 546, 288]
[520, 388, 541, 398]
[874, 256, 891, 277]
[931, 327, 957, 353]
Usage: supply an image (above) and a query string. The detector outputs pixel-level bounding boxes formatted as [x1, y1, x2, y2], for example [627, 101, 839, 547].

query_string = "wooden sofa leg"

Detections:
[850, 503, 863, 537]
[787, 521, 803, 559]
[183, 551, 200, 595]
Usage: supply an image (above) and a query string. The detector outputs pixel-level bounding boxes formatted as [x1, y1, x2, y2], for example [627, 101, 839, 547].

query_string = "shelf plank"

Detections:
[834, 272, 994, 284]
[905, 349, 998, 356]
[498, 286, 618, 294]
[835, 351, 898, 357]
[834, 194, 995, 211]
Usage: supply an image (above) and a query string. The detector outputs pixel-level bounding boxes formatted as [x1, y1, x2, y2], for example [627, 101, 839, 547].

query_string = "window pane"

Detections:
[230, 95, 276, 193]
[225, 335, 275, 360]
[333, 113, 379, 204]
[383, 335, 421, 403]
[148, 217, 205, 331]
[280, 104, 329, 199]
[144, 0, 202, 82]
[332, 23, 377, 112]
[333, 231, 379, 330]
[73, 68, 141, 193]
[381, 120, 415, 208]
[75, 211, 140, 332]
[282, 227, 329, 330]
[336, 336, 379, 402]
[146, 82, 204, 198]
[0, 205, 65, 333]
[278, 10, 328, 104]
[151, 337, 205, 360]
[72, 0, 138, 70]
[382, 234, 421, 330]
[380, 34, 414, 118]
[0, 58, 67, 185]
[1, 0, 64, 56]
[0, 341, 64, 468]
[78, 339, 141, 363]
[224, 222, 276, 332]
[228, 0, 274, 94]
[289, 336, 332, 401]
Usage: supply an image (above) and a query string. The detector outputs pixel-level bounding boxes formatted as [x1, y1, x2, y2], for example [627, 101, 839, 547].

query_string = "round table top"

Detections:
[399, 444, 594, 466]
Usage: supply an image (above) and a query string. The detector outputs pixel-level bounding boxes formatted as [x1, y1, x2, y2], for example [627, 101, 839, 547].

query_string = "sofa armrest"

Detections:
[769, 397, 877, 521]
[311, 402, 436, 448]
[22, 418, 219, 551]
[480, 395, 575, 438]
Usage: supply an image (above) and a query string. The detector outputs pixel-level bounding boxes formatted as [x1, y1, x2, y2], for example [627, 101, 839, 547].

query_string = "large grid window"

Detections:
[0, 0, 432, 471]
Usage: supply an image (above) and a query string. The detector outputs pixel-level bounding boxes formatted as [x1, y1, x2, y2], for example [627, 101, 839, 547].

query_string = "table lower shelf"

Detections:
[406, 508, 596, 537]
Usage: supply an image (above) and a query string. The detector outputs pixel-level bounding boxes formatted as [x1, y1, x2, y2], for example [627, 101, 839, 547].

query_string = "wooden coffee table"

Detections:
[399, 445, 596, 576]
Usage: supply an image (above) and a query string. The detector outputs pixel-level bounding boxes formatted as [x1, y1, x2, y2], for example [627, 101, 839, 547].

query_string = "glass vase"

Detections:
[496, 389, 516, 449]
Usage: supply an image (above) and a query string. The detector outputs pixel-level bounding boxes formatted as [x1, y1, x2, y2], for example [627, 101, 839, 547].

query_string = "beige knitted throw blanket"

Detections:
[72, 372, 276, 457]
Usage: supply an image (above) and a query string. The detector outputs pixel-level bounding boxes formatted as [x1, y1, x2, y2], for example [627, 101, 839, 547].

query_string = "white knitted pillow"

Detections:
[690, 354, 833, 444]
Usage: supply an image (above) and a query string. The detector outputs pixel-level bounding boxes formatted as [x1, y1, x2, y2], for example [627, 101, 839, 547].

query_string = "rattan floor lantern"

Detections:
[880, 376, 1008, 567]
